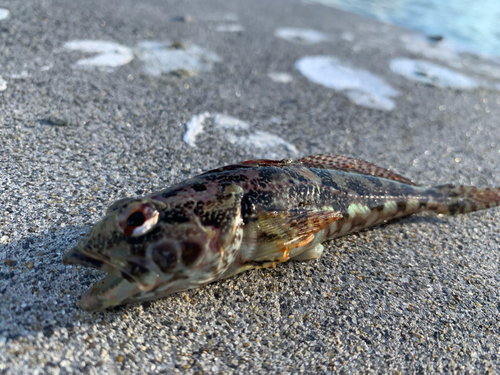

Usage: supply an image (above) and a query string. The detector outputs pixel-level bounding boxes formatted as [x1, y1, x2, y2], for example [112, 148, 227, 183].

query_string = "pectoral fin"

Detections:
[250, 208, 341, 263]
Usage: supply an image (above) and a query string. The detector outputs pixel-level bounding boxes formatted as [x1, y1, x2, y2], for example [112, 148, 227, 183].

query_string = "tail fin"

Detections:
[430, 184, 500, 215]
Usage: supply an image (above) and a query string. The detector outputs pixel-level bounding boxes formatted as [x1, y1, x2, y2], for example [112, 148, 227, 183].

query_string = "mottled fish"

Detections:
[63, 154, 500, 311]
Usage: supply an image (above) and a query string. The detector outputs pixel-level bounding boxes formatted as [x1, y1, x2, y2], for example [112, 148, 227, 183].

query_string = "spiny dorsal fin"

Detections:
[241, 158, 293, 167]
[200, 159, 293, 176]
[294, 154, 417, 186]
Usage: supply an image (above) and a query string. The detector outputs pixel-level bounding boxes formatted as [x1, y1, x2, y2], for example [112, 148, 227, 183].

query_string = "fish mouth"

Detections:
[63, 246, 159, 311]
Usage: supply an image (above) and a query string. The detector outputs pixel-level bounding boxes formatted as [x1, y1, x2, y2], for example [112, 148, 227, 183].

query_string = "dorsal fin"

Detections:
[201, 155, 415, 186]
[200, 159, 293, 176]
[294, 154, 417, 186]
[240, 158, 293, 167]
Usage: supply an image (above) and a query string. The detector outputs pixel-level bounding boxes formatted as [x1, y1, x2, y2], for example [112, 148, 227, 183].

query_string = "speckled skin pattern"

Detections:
[63, 155, 500, 311]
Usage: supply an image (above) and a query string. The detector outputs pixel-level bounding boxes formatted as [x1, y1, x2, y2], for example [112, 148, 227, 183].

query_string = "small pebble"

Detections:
[4, 259, 16, 266]
[46, 115, 70, 126]
[171, 15, 193, 23]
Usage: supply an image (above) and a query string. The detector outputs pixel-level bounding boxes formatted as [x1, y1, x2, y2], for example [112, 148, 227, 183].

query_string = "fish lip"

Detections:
[63, 246, 104, 268]
[63, 245, 160, 309]
[76, 274, 140, 312]
[76, 274, 121, 312]
[63, 245, 138, 282]
[63, 247, 128, 311]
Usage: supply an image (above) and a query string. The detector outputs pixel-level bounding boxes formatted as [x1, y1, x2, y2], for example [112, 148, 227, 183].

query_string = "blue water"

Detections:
[308, 0, 500, 57]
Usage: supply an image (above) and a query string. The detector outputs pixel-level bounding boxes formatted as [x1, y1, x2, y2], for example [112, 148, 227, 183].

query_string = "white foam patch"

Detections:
[401, 34, 464, 68]
[0, 8, 9, 20]
[183, 112, 211, 147]
[135, 41, 221, 76]
[9, 71, 29, 79]
[341, 31, 355, 42]
[268, 72, 293, 83]
[212, 114, 249, 130]
[226, 130, 298, 159]
[0, 76, 6, 91]
[216, 24, 244, 33]
[296, 55, 399, 111]
[63, 40, 134, 69]
[401, 34, 500, 80]
[389, 58, 479, 89]
[184, 113, 297, 158]
[275, 28, 330, 44]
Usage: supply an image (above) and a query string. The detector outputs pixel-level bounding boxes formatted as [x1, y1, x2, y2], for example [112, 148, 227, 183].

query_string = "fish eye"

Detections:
[118, 202, 159, 237]
[126, 211, 146, 227]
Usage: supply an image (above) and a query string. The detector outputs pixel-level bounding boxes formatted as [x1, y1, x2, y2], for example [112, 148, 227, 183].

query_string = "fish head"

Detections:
[63, 197, 215, 311]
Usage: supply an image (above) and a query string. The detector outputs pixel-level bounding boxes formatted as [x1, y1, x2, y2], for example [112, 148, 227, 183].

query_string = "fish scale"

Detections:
[63, 154, 500, 310]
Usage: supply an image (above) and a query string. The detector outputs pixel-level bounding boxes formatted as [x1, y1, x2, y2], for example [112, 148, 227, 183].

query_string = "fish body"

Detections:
[63, 154, 500, 310]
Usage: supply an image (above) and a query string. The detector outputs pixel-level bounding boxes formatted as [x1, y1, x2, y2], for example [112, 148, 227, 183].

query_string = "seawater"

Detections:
[307, 0, 500, 57]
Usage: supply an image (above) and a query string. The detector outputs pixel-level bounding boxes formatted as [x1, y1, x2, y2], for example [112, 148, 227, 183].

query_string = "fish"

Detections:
[63, 154, 500, 311]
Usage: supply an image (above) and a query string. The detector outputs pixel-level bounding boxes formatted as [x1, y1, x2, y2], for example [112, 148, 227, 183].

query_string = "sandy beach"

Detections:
[1, 0, 500, 372]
